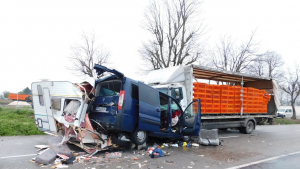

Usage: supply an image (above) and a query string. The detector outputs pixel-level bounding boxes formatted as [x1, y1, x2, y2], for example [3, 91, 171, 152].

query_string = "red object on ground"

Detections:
[8, 93, 30, 101]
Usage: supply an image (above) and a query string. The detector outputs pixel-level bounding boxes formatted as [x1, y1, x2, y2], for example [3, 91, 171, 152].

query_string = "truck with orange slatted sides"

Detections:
[145, 65, 280, 134]
[8, 93, 32, 102]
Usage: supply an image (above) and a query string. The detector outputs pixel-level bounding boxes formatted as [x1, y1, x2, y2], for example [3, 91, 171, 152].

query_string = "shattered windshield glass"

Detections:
[95, 80, 121, 97]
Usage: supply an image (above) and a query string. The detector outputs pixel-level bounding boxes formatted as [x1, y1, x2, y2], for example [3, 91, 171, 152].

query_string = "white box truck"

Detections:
[145, 65, 280, 134]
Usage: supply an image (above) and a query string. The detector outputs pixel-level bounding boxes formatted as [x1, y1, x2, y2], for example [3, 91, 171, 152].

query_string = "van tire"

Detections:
[130, 128, 148, 145]
[282, 115, 285, 119]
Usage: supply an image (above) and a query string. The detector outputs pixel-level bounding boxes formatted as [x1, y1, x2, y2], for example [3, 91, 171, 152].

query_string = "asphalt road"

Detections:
[1, 124, 300, 169]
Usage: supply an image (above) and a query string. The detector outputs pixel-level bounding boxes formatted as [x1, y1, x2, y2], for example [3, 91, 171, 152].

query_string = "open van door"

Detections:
[181, 99, 201, 135]
[94, 64, 124, 78]
[138, 82, 161, 132]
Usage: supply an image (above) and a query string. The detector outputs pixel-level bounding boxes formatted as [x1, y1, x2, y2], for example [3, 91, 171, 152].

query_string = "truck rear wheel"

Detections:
[130, 128, 148, 145]
[239, 121, 254, 134]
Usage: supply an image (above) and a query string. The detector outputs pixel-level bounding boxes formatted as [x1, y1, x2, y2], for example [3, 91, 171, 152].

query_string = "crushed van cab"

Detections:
[31, 64, 201, 153]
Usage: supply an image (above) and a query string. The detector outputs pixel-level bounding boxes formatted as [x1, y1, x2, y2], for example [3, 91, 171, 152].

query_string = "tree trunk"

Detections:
[291, 103, 296, 119]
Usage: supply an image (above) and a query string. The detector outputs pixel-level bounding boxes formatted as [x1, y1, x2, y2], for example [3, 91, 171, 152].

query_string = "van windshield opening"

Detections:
[95, 80, 121, 97]
[278, 109, 285, 112]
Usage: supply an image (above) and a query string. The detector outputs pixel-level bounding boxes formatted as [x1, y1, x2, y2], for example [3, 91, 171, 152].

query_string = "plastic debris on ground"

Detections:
[171, 144, 178, 147]
[199, 129, 220, 146]
[148, 147, 169, 158]
[105, 152, 122, 158]
[192, 143, 199, 147]
[163, 143, 169, 147]
[165, 160, 174, 164]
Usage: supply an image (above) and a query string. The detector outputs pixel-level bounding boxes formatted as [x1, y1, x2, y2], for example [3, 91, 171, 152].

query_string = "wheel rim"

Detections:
[247, 122, 253, 132]
[136, 131, 146, 142]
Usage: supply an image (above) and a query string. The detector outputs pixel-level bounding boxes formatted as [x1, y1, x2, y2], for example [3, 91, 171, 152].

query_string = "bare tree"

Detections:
[139, 0, 205, 71]
[281, 69, 300, 119]
[210, 32, 259, 73]
[247, 56, 265, 77]
[69, 33, 110, 78]
[247, 51, 285, 80]
[263, 51, 285, 80]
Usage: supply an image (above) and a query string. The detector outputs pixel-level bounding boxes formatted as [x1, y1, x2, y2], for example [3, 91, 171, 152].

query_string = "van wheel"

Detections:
[282, 115, 285, 119]
[130, 128, 148, 145]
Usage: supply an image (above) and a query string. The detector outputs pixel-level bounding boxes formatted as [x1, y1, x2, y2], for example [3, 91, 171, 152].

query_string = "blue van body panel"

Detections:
[138, 82, 161, 132]
[89, 95, 119, 124]
[120, 78, 138, 132]
[91, 76, 139, 132]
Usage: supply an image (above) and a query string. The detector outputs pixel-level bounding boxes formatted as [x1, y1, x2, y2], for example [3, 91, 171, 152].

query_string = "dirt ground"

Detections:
[0, 99, 12, 105]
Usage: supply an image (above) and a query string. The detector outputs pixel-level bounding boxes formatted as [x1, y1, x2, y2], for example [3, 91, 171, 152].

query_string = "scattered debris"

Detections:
[199, 129, 220, 146]
[192, 143, 199, 147]
[35, 148, 57, 165]
[35, 145, 50, 150]
[171, 144, 178, 147]
[187, 166, 193, 168]
[105, 152, 122, 158]
[55, 164, 69, 168]
[165, 160, 174, 164]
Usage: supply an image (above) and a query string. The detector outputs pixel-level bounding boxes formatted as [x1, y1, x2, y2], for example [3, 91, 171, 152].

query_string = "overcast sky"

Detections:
[1, 0, 299, 94]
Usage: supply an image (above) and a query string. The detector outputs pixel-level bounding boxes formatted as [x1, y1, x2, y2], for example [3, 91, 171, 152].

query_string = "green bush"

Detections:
[0, 107, 44, 136]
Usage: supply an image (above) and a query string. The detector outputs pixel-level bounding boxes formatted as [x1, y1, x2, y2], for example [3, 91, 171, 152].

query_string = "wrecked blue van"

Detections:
[89, 64, 201, 145]
[32, 64, 201, 150]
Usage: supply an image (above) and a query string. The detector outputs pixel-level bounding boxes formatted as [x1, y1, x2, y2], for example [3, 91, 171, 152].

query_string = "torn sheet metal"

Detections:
[32, 81, 111, 155]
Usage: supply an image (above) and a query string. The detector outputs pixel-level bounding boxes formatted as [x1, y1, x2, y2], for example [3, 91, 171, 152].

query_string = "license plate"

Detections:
[96, 107, 107, 112]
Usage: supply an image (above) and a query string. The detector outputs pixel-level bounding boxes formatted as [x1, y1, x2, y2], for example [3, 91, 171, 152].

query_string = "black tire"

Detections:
[282, 115, 285, 119]
[111, 136, 132, 147]
[219, 128, 228, 131]
[239, 127, 246, 134]
[239, 121, 254, 134]
[130, 128, 148, 145]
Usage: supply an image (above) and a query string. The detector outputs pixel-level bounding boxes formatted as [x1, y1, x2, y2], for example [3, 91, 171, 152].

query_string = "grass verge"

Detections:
[0, 106, 44, 136]
[273, 118, 300, 125]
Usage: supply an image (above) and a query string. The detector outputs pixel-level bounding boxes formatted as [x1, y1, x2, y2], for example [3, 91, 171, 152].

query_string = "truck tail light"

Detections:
[118, 90, 125, 110]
